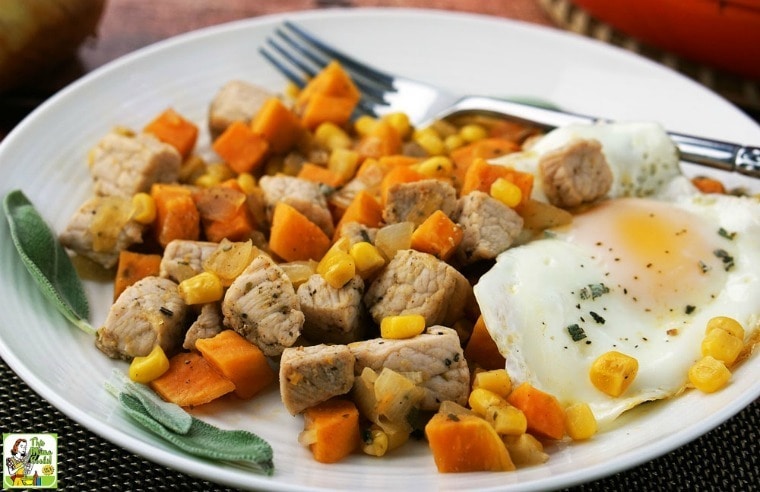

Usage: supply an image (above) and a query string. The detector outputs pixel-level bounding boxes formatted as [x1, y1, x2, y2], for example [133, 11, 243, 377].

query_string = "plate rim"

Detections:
[0, 6, 758, 492]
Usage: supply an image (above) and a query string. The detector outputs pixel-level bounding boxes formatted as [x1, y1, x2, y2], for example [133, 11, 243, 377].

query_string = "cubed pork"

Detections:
[454, 190, 523, 264]
[208, 80, 275, 139]
[96, 276, 187, 359]
[222, 252, 303, 356]
[159, 239, 219, 283]
[59, 195, 145, 268]
[279, 344, 355, 415]
[183, 302, 224, 351]
[89, 131, 181, 198]
[297, 274, 366, 344]
[258, 175, 334, 237]
[364, 249, 472, 327]
[538, 138, 613, 208]
[383, 178, 457, 226]
[348, 326, 469, 410]
[336, 221, 377, 246]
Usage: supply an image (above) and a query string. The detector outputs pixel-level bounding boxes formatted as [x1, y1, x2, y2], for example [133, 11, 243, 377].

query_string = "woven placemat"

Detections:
[538, 0, 760, 117]
[0, 356, 757, 491]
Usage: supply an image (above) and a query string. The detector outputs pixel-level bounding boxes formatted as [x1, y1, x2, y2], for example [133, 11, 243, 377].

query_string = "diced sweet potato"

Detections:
[301, 398, 360, 463]
[425, 408, 515, 472]
[150, 352, 235, 407]
[507, 382, 566, 440]
[195, 330, 276, 399]
[113, 251, 162, 301]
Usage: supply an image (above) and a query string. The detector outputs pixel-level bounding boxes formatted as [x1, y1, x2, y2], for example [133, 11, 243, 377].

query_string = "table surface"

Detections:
[1, 1, 758, 491]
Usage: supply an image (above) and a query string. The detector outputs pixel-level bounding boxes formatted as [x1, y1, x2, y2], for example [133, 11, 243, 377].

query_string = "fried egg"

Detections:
[475, 123, 760, 428]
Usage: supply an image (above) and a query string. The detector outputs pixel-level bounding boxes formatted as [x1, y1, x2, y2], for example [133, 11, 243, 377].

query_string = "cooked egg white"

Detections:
[476, 122, 760, 428]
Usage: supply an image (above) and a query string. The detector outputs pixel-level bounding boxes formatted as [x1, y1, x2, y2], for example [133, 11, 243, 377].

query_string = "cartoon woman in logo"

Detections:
[5, 438, 33, 486]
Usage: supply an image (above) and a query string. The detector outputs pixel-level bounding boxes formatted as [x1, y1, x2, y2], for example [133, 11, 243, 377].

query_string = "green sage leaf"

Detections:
[107, 370, 274, 474]
[108, 370, 192, 434]
[3, 189, 93, 334]
[118, 392, 274, 475]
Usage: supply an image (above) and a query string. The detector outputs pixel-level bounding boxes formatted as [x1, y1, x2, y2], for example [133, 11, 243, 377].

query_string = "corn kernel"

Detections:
[195, 173, 219, 188]
[130, 192, 156, 224]
[486, 402, 527, 436]
[129, 345, 170, 383]
[589, 351, 638, 397]
[382, 112, 412, 139]
[689, 356, 731, 393]
[362, 426, 389, 457]
[490, 177, 523, 208]
[459, 123, 488, 143]
[705, 316, 745, 340]
[284, 81, 300, 100]
[317, 237, 356, 288]
[328, 147, 360, 183]
[469, 388, 526, 435]
[701, 327, 743, 366]
[350, 241, 386, 279]
[380, 314, 426, 339]
[236, 172, 257, 195]
[178, 271, 224, 304]
[468, 387, 505, 416]
[314, 122, 352, 151]
[413, 128, 445, 155]
[444, 134, 466, 152]
[564, 402, 597, 440]
[195, 162, 235, 187]
[472, 369, 512, 398]
[354, 115, 378, 136]
[416, 156, 453, 179]
[196, 162, 235, 187]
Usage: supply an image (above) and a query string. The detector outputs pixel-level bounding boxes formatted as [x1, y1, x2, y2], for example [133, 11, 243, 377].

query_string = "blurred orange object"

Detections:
[571, 0, 760, 81]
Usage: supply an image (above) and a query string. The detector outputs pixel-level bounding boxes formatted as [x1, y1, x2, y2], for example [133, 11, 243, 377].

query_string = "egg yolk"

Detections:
[562, 198, 728, 321]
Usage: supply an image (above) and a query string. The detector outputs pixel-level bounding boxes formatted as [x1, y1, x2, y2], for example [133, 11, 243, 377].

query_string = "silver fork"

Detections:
[260, 21, 760, 178]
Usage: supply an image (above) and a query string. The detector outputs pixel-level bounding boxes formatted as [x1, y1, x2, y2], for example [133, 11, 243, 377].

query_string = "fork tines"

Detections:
[259, 21, 395, 117]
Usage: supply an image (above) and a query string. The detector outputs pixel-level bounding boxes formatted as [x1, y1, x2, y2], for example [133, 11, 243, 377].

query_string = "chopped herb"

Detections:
[567, 324, 587, 342]
[362, 428, 373, 444]
[579, 283, 610, 300]
[713, 249, 735, 271]
[718, 227, 736, 240]
[685, 305, 696, 314]
[589, 311, 605, 324]
[698, 260, 710, 273]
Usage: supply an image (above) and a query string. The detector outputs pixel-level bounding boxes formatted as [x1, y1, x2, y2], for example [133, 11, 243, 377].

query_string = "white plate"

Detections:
[0, 8, 758, 491]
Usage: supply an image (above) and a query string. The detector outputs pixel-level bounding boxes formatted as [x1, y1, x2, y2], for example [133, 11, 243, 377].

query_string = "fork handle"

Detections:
[443, 96, 760, 178]
[668, 133, 760, 178]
